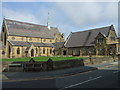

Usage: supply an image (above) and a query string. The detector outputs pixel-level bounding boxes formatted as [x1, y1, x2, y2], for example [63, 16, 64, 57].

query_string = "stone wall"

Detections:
[83, 56, 118, 65]
[53, 59, 84, 70]
[2, 61, 12, 72]
[2, 56, 118, 72]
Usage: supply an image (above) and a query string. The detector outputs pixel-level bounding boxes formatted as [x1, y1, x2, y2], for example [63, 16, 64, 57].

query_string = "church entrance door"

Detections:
[63, 50, 66, 55]
[31, 49, 34, 57]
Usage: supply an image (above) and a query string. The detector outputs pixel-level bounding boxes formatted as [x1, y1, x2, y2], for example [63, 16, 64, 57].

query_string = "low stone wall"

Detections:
[2, 61, 13, 72]
[53, 59, 84, 70]
[83, 56, 118, 65]
[2, 59, 84, 72]
[2, 56, 118, 72]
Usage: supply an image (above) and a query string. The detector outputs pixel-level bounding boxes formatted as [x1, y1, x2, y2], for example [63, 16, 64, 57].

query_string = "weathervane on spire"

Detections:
[47, 12, 50, 30]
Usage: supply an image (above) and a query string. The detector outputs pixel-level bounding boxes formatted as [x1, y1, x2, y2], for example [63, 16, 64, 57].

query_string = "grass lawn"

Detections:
[1, 56, 87, 62]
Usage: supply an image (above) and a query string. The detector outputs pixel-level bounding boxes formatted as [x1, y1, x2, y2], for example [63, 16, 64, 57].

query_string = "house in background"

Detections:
[61, 25, 119, 56]
[1, 18, 64, 58]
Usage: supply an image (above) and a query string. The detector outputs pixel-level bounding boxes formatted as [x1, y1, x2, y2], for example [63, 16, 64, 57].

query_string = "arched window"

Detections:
[17, 48, 20, 54]
[50, 49, 52, 54]
[50, 39, 52, 42]
[29, 38, 32, 41]
[12, 37, 15, 40]
[21, 37, 24, 41]
[43, 48, 45, 54]
[44, 39, 46, 42]
[36, 48, 38, 53]
[4, 33, 6, 45]
[2, 50, 5, 55]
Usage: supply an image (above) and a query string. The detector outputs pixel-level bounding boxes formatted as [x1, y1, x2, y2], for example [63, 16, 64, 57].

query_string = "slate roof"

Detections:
[53, 42, 64, 50]
[5, 19, 60, 39]
[117, 37, 120, 39]
[9, 41, 54, 47]
[64, 25, 114, 48]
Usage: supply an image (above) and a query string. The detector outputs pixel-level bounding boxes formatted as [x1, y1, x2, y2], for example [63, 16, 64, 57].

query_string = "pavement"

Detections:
[1, 61, 119, 82]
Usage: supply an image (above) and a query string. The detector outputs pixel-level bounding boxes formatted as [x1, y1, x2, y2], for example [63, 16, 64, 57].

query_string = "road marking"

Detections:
[113, 71, 119, 73]
[60, 76, 102, 90]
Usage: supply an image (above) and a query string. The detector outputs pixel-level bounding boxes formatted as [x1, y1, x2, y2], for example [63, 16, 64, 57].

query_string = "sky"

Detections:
[0, 0, 119, 38]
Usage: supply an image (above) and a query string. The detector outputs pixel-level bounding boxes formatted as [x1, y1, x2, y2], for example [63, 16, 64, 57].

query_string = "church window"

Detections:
[118, 47, 120, 52]
[44, 39, 46, 42]
[21, 37, 24, 41]
[82, 48, 87, 55]
[17, 48, 20, 54]
[4, 33, 7, 45]
[50, 49, 52, 54]
[61, 33, 64, 38]
[29, 38, 32, 41]
[89, 48, 95, 54]
[98, 38, 103, 43]
[3, 27, 4, 32]
[43, 48, 45, 54]
[2, 50, 5, 55]
[56, 38, 57, 41]
[36, 48, 38, 53]
[50, 40, 52, 42]
[12, 37, 15, 40]
[110, 37, 115, 41]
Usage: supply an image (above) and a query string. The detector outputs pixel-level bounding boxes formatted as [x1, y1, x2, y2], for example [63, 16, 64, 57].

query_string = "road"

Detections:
[2, 63, 119, 89]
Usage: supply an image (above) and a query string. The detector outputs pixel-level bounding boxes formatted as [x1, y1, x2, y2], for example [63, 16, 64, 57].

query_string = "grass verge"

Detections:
[1, 56, 87, 62]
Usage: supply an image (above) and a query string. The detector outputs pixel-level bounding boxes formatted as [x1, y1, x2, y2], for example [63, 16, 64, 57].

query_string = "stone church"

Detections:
[1, 18, 64, 58]
[1, 18, 120, 58]
[57, 25, 120, 56]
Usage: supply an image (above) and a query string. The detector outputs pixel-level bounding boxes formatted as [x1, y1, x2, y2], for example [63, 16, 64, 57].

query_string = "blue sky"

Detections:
[0, 1, 119, 38]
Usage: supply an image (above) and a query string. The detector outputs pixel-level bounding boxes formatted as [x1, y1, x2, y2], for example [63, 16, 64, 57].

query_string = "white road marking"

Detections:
[113, 71, 119, 73]
[60, 76, 102, 90]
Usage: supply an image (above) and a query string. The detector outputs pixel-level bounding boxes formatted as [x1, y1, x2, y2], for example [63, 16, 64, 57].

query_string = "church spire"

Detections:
[3, 16, 5, 20]
[47, 12, 50, 30]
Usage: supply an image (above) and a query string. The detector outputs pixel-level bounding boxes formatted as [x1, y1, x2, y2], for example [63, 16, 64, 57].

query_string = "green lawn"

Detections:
[1, 56, 87, 62]
[1, 56, 112, 62]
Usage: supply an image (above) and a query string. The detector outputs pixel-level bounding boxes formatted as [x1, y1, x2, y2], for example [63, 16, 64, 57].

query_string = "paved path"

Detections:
[2, 66, 97, 81]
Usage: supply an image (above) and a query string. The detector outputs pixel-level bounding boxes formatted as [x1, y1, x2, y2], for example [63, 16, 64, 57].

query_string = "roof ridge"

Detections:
[5, 19, 57, 29]
[72, 25, 111, 34]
